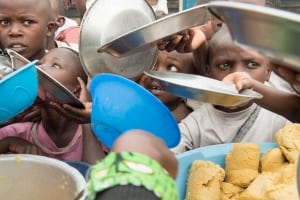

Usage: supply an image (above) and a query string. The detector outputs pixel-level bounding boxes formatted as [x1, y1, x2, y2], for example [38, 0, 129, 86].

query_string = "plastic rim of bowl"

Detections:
[0, 60, 38, 124]
[90, 73, 180, 149]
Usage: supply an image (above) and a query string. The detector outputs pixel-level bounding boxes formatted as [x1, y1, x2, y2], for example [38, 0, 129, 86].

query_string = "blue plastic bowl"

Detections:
[90, 73, 180, 149]
[0, 61, 38, 124]
[176, 142, 277, 200]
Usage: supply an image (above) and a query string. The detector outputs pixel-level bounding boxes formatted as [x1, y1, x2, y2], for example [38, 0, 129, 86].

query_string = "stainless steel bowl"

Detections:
[208, 1, 300, 72]
[0, 154, 86, 200]
[79, 0, 158, 78]
[99, 4, 209, 57]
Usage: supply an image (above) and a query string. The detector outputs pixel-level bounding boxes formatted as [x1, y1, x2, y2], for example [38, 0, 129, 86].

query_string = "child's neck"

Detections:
[214, 101, 254, 113]
[41, 111, 79, 147]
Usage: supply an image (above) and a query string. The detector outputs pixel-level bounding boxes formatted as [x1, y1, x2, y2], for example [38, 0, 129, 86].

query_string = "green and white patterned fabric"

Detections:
[87, 152, 178, 200]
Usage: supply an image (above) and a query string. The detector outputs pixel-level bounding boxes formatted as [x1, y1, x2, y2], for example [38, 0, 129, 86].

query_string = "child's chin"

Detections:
[225, 101, 252, 111]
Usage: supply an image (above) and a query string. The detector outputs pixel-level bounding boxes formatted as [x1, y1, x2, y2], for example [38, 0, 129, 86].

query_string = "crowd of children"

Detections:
[0, 0, 300, 199]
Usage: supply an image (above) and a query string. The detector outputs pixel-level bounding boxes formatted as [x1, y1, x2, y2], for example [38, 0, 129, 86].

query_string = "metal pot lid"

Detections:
[79, 0, 158, 79]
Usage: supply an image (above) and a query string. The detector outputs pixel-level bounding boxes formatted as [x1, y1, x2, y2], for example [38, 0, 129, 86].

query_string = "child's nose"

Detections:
[233, 63, 245, 73]
[8, 23, 22, 36]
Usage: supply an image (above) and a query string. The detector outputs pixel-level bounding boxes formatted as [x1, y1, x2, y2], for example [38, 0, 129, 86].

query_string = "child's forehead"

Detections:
[0, 0, 51, 15]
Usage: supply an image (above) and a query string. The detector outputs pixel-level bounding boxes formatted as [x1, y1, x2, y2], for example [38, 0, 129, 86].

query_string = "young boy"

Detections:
[0, 0, 55, 61]
[0, 0, 57, 125]
[171, 26, 291, 154]
[138, 50, 195, 122]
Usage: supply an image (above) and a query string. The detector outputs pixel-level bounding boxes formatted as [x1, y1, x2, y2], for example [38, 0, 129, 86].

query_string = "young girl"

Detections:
[0, 47, 105, 164]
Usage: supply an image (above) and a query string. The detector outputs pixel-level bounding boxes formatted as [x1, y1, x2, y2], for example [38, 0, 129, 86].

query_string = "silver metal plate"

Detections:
[37, 67, 84, 108]
[144, 70, 263, 107]
[6, 49, 84, 108]
[79, 0, 158, 78]
[208, 1, 300, 72]
[99, 4, 209, 57]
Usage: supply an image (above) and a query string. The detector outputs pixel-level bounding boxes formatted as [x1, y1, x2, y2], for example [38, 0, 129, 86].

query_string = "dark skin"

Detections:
[0, 0, 55, 124]
[0, 48, 105, 163]
[111, 129, 178, 179]
[209, 27, 300, 122]
[139, 50, 195, 122]
[0, 0, 54, 61]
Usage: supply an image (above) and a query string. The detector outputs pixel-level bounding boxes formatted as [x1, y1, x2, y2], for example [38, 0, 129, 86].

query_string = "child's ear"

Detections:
[46, 21, 56, 37]
[55, 16, 65, 28]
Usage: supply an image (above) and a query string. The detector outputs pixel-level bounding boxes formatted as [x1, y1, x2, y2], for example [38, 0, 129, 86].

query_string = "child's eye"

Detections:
[247, 61, 259, 69]
[0, 20, 9, 25]
[52, 63, 61, 69]
[23, 20, 34, 25]
[169, 65, 178, 72]
[217, 63, 230, 70]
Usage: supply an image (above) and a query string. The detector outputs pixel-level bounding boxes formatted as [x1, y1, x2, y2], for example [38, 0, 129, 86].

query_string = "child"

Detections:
[48, 0, 79, 51]
[0, 47, 105, 164]
[0, 0, 55, 61]
[171, 26, 291, 154]
[138, 50, 195, 122]
[0, 0, 57, 124]
[87, 129, 178, 200]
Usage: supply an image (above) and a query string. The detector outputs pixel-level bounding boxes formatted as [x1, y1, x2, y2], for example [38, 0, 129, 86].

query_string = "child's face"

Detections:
[207, 42, 271, 83]
[0, 0, 52, 60]
[139, 50, 194, 107]
[36, 48, 82, 94]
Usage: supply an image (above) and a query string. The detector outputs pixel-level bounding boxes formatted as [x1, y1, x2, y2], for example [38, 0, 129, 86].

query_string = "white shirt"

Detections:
[171, 103, 290, 154]
[55, 17, 78, 37]
[151, 0, 168, 14]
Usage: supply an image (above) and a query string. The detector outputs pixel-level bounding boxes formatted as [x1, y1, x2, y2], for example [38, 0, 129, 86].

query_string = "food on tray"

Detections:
[220, 182, 243, 200]
[185, 123, 300, 200]
[225, 143, 260, 187]
[275, 123, 300, 163]
[260, 148, 286, 172]
[185, 160, 225, 200]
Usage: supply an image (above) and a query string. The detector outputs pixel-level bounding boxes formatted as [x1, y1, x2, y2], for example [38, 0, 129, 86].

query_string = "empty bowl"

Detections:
[79, 0, 158, 79]
[0, 61, 38, 124]
[90, 73, 180, 149]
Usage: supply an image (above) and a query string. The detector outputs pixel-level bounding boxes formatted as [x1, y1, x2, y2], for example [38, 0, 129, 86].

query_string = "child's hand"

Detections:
[158, 27, 207, 53]
[0, 137, 44, 155]
[222, 72, 255, 92]
[49, 77, 92, 124]
[273, 64, 300, 94]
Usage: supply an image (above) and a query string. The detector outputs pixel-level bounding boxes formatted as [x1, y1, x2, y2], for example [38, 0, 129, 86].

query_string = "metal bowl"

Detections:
[144, 71, 263, 107]
[99, 4, 209, 57]
[208, 1, 300, 72]
[79, 0, 158, 79]
[0, 154, 86, 200]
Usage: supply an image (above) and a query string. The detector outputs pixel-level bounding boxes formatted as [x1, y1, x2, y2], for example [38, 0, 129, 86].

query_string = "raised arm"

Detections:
[223, 72, 300, 122]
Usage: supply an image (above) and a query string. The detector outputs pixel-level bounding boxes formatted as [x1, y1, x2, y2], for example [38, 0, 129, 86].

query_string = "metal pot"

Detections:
[0, 154, 86, 200]
[79, 0, 158, 79]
